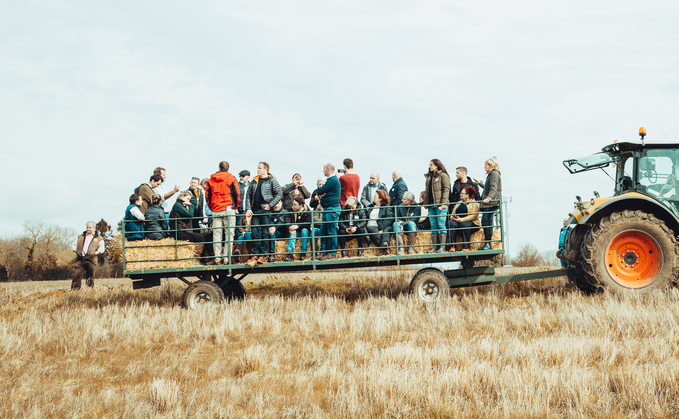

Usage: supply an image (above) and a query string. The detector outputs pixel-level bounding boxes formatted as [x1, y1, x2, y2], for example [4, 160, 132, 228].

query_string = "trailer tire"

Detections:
[410, 269, 449, 302]
[580, 210, 679, 294]
[182, 280, 225, 309]
[221, 279, 246, 301]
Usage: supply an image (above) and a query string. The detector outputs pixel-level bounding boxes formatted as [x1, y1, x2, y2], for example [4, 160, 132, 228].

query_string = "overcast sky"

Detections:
[1, 0, 678, 256]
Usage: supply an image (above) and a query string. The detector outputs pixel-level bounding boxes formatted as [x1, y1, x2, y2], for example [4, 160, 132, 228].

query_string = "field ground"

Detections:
[1, 267, 678, 418]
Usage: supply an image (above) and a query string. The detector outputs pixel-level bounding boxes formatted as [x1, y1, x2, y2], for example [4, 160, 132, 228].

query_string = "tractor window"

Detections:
[639, 149, 679, 212]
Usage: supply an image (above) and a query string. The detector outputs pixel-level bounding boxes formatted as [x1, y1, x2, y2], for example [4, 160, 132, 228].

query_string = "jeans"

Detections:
[250, 210, 271, 255]
[481, 207, 497, 241]
[236, 231, 252, 245]
[287, 228, 310, 253]
[212, 209, 237, 263]
[393, 221, 417, 233]
[428, 207, 447, 233]
[269, 230, 287, 253]
[320, 207, 340, 255]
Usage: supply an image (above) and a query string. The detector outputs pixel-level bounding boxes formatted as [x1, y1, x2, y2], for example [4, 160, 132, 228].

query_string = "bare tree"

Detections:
[513, 242, 544, 267]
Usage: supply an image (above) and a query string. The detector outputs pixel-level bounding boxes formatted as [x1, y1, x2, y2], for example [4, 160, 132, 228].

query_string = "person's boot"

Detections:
[407, 232, 416, 254]
[70, 279, 81, 291]
[427, 233, 439, 253]
[397, 234, 405, 256]
[480, 242, 492, 250]
[437, 234, 447, 253]
[85, 277, 95, 288]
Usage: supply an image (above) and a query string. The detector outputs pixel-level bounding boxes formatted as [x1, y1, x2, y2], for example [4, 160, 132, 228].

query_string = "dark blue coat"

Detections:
[124, 204, 145, 240]
[389, 177, 408, 206]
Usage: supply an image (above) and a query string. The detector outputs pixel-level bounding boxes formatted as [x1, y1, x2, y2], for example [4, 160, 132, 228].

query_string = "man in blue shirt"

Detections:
[315, 163, 341, 260]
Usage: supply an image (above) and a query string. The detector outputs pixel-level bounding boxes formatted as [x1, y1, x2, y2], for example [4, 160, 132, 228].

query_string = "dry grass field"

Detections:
[1, 268, 678, 418]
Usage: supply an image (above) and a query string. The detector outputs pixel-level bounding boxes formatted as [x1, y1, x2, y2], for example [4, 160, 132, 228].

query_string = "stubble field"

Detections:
[0, 267, 678, 418]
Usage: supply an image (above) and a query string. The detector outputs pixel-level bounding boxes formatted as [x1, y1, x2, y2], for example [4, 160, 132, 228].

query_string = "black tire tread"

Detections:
[580, 210, 679, 294]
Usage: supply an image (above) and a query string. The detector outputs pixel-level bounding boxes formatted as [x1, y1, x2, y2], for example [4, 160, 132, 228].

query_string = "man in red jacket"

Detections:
[206, 161, 241, 265]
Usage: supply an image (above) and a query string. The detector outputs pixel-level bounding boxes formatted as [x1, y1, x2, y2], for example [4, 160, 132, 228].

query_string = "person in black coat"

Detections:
[450, 166, 482, 203]
[365, 190, 395, 254]
[337, 196, 368, 257]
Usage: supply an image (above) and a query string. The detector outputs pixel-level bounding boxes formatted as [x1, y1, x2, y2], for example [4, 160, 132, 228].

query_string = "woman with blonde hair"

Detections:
[478, 157, 502, 250]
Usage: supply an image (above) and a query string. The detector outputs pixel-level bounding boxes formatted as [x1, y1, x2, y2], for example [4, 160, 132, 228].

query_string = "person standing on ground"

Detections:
[152, 167, 180, 218]
[360, 173, 387, 208]
[339, 158, 360, 208]
[423, 159, 451, 253]
[478, 158, 502, 251]
[389, 171, 408, 207]
[206, 161, 241, 265]
[70, 221, 105, 290]
[316, 163, 341, 260]
[244, 162, 282, 263]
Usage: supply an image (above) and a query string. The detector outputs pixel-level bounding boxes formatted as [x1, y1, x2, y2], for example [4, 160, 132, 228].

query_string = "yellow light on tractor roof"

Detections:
[639, 127, 646, 144]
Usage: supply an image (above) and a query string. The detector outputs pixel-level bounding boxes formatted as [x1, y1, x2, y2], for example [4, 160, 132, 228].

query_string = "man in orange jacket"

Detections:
[206, 161, 241, 265]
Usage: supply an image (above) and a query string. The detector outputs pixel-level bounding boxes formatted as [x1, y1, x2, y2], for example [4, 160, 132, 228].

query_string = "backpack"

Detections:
[134, 183, 146, 194]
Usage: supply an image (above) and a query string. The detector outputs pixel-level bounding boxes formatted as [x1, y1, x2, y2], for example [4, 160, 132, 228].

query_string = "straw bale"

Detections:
[271, 228, 502, 260]
[124, 238, 199, 270]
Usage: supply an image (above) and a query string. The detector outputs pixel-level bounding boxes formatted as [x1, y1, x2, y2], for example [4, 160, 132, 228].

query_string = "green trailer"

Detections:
[123, 201, 569, 307]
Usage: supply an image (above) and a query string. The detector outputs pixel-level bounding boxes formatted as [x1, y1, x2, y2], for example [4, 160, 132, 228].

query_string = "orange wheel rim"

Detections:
[605, 231, 661, 288]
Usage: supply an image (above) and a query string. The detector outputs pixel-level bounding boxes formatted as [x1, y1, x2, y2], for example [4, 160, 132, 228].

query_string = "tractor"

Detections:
[558, 127, 679, 294]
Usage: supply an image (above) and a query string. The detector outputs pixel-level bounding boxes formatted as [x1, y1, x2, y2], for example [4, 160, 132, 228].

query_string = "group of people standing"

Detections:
[123, 157, 502, 264]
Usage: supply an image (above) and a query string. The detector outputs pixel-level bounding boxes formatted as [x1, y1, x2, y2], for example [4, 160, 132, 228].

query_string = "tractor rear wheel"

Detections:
[580, 210, 679, 294]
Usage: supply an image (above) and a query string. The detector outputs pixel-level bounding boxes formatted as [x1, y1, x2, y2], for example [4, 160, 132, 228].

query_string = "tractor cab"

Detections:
[563, 130, 679, 218]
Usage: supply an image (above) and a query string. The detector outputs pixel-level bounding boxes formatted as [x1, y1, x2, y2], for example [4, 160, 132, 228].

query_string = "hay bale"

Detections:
[272, 228, 502, 260]
[124, 238, 199, 270]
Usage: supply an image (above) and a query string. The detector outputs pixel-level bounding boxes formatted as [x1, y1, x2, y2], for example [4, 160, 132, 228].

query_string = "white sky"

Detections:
[1, 1, 678, 257]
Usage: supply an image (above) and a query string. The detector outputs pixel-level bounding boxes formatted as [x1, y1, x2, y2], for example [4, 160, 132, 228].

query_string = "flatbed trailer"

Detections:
[123, 201, 570, 307]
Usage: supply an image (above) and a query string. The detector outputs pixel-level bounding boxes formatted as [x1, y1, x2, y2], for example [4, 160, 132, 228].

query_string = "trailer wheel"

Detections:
[182, 280, 225, 309]
[410, 269, 449, 302]
[580, 210, 679, 294]
[221, 279, 246, 301]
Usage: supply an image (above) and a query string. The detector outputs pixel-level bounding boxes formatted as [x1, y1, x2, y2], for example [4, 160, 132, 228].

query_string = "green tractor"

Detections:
[558, 128, 679, 294]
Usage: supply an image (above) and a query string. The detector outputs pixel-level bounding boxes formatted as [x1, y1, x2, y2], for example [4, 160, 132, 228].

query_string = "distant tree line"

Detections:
[0, 219, 123, 282]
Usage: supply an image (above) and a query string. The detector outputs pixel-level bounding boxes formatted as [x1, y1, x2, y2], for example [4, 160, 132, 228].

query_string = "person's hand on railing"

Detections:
[438, 205, 447, 211]
[246, 209, 253, 217]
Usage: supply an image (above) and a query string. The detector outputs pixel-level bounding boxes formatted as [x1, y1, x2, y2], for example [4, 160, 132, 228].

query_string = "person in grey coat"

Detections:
[244, 162, 283, 261]
[478, 157, 502, 250]
[360, 173, 387, 208]
[145, 194, 168, 240]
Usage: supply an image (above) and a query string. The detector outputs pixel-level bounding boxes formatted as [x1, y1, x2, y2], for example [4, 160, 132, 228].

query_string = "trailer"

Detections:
[123, 201, 570, 307]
